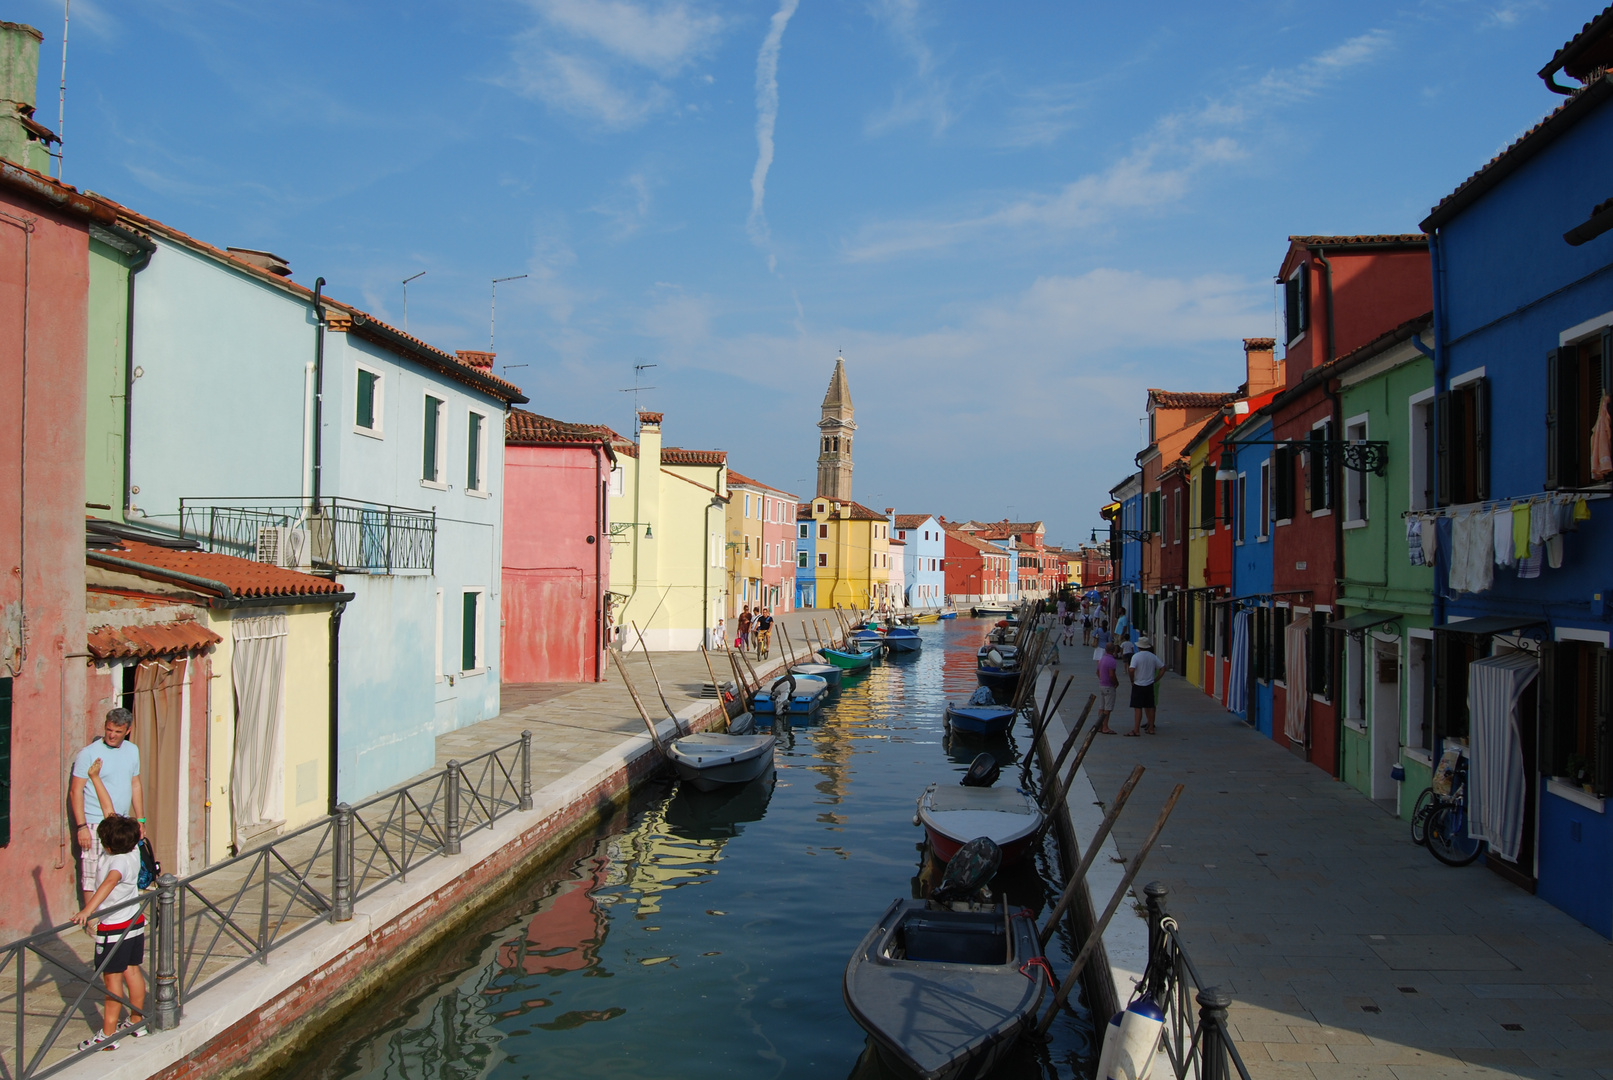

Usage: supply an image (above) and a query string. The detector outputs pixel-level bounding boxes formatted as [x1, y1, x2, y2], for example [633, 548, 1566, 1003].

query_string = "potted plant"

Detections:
[1565, 752, 1594, 794]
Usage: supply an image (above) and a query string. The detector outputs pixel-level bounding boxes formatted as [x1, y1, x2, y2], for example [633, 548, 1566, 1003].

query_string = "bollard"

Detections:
[1144, 881, 1170, 1002]
[445, 760, 463, 855]
[332, 803, 354, 922]
[520, 730, 535, 811]
[153, 874, 180, 1030]
[1196, 987, 1233, 1080]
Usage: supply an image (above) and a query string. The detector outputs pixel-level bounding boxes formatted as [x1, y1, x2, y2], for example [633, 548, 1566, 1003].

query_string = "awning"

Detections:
[1332, 610, 1401, 633]
[1433, 615, 1546, 637]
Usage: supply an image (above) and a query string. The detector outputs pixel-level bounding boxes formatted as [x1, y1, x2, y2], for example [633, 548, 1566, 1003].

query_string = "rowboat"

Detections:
[883, 626, 922, 654]
[944, 701, 1016, 737]
[975, 644, 1021, 695]
[821, 648, 876, 671]
[938, 610, 957, 620]
[844, 900, 1045, 1080]
[751, 673, 829, 715]
[665, 732, 776, 792]
[790, 662, 842, 691]
[916, 782, 1044, 866]
[911, 612, 941, 624]
[971, 604, 1013, 617]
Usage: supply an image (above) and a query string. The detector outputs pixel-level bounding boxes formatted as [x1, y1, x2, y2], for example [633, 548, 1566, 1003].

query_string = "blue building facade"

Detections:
[892, 514, 946, 609]
[795, 503, 817, 609]
[1107, 473, 1143, 640]
[1227, 414, 1276, 735]
[1422, 64, 1613, 936]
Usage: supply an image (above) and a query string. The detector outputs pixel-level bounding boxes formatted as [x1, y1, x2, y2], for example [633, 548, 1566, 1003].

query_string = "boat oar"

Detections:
[1035, 784, 1184, 1035]
[632, 621, 687, 737]
[610, 649, 667, 756]
[1037, 765, 1145, 949]
[699, 645, 732, 730]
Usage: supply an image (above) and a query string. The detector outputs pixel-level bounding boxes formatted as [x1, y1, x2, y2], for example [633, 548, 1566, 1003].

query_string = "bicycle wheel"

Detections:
[1426, 803, 1483, 867]
[1409, 788, 1435, 845]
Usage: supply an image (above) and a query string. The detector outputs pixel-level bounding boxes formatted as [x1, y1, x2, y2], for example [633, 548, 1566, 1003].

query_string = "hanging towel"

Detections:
[1547, 534, 1564, 569]
[1423, 514, 1440, 563]
[1466, 651, 1538, 863]
[1406, 517, 1425, 566]
[1593, 393, 1613, 480]
[1450, 511, 1494, 595]
[1574, 497, 1592, 523]
[1512, 503, 1531, 560]
[1518, 547, 1542, 579]
[1283, 615, 1311, 746]
[1493, 508, 1516, 568]
[1530, 498, 1557, 548]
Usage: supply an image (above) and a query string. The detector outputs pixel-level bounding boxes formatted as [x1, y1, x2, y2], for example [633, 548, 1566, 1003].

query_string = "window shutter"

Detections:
[1545, 349, 1562, 491]
[1149, 491, 1162, 534]
[1538, 641, 1558, 777]
[1472, 377, 1490, 501]
[462, 592, 478, 671]
[1597, 645, 1612, 796]
[1435, 391, 1452, 508]
[1310, 610, 1329, 699]
[423, 397, 440, 481]
[1200, 465, 1215, 526]
[1284, 276, 1301, 342]
[1433, 632, 1449, 742]
[356, 371, 374, 428]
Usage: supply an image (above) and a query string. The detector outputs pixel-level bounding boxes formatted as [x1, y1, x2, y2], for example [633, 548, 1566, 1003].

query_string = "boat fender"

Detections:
[1095, 1012, 1125, 1080]
[1105, 995, 1166, 1080]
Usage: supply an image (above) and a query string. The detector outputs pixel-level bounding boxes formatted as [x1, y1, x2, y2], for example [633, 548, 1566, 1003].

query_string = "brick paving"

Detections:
[1050, 640, 1613, 1080]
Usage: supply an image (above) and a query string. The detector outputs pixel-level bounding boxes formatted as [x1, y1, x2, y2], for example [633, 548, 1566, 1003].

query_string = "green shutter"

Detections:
[0, 677, 10, 847]
[462, 592, 479, 671]
[423, 396, 440, 481]
[467, 413, 483, 490]
[356, 369, 376, 429]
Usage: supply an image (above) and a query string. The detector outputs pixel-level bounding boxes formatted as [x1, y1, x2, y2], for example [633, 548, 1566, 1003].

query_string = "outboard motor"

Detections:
[933, 836, 1001, 903]
[769, 673, 795, 714]
[987, 648, 1004, 668]
[961, 753, 1000, 788]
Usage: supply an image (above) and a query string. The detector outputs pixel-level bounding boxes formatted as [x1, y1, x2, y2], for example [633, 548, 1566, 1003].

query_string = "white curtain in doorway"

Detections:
[1227, 611, 1250, 716]
[232, 615, 289, 837]
[1467, 651, 1538, 863]
[1284, 615, 1311, 745]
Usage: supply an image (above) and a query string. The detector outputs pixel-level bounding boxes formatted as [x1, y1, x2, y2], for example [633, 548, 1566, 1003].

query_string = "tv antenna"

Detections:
[490, 274, 528, 348]
[618, 363, 658, 427]
[56, 1, 70, 179]
[401, 271, 425, 332]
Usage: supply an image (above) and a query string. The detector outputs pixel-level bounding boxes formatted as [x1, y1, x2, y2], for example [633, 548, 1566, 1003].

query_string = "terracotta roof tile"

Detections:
[725, 469, 796, 497]
[92, 541, 346, 600]
[892, 514, 935, 530]
[1147, 389, 1239, 410]
[1542, 4, 1613, 82]
[87, 619, 222, 661]
[947, 529, 1009, 555]
[661, 447, 726, 466]
[505, 409, 617, 446]
[1286, 234, 1428, 248]
[838, 501, 888, 521]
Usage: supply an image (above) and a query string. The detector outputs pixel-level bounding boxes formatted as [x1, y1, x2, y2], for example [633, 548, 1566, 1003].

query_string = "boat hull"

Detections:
[791, 663, 842, 691]
[975, 666, 1021, 694]
[918, 783, 1044, 867]
[884, 630, 922, 653]
[938, 611, 957, 619]
[822, 648, 875, 671]
[666, 734, 776, 792]
[943, 703, 1015, 737]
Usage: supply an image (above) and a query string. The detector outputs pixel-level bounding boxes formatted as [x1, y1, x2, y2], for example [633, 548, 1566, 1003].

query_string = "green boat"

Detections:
[821, 647, 875, 671]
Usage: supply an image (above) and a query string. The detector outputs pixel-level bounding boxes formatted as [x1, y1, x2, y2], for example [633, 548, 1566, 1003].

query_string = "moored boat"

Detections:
[751, 673, 829, 715]
[665, 732, 776, 792]
[975, 643, 1021, 695]
[917, 782, 1044, 865]
[911, 611, 940, 624]
[822, 647, 876, 671]
[944, 701, 1016, 737]
[790, 661, 842, 691]
[971, 604, 1013, 617]
[883, 626, 922, 653]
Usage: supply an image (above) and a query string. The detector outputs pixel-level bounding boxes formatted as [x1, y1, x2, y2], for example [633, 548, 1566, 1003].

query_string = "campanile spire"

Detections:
[816, 355, 856, 501]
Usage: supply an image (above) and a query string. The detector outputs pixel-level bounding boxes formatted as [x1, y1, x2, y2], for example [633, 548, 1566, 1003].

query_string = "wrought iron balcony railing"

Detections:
[179, 497, 435, 575]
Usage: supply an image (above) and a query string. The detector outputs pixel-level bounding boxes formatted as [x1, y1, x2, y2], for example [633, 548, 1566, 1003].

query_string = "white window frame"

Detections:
[1342, 413, 1369, 528]
[745, 493, 752, 518]
[354, 362, 385, 437]
[466, 408, 489, 497]
[609, 465, 625, 497]
[1258, 461, 1271, 541]
[421, 391, 447, 490]
[461, 587, 485, 674]
[1309, 417, 1333, 519]
[1407, 387, 1436, 512]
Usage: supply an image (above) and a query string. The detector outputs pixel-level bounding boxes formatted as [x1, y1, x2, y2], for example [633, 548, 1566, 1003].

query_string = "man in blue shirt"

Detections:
[70, 708, 145, 904]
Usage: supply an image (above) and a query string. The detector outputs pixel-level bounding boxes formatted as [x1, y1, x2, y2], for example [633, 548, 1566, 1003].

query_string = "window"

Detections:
[422, 394, 445, 484]
[816, 503, 825, 515]
[1199, 465, 1215, 527]
[818, 523, 828, 539]
[1541, 640, 1612, 796]
[1309, 610, 1333, 701]
[1172, 489, 1182, 544]
[744, 494, 752, 518]
[1272, 445, 1295, 522]
[1307, 422, 1334, 512]
[355, 365, 383, 434]
[1436, 375, 1488, 505]
[1148, 491, 1161, 535]
[1547, 330, 1611, 489]
[799, 522, 809, 538]
[744, 536, 751, 558]
[798, 550, 809, 568]
[1343, 419, 1368, 524]
[461, 589, 483, 672]
[1284, 267, 1308, 344]
[1272, 607, 1291, 683]
[466, 411, 487, 493]
[1236, 474, 1247, 542]
[818, 552, 828, 567]
[609, 465, 625, 497]
[1258, 461, 1271, 539]
[1408, 391, 1435, 511]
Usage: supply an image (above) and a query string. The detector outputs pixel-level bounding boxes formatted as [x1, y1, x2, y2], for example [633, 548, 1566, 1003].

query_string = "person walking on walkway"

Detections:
[1125, 635, 1165, 736]
[737, 606, 752, 650]
[70, 707, 144, 907]
[1095, 642, 1120, 734]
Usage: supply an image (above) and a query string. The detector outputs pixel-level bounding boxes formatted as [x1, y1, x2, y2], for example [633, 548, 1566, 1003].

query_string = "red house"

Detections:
[943, 527, 1011, 604]
[501, 411, 616, 683]
[1266, 235, 1430, 776]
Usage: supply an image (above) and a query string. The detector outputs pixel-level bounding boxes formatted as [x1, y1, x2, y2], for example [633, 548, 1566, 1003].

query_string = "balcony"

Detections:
[179, 497, 435, 574]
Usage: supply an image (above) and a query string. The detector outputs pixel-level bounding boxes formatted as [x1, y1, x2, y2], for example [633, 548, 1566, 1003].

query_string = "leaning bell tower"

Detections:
[816, 355, 856, 501]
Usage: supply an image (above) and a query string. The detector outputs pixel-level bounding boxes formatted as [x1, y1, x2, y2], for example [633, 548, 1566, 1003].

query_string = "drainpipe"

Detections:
[120, 235, 155, 519]
[594, 440, 606, 680]
[328, 599, 345, 813]
[1315, 246, 1345, 776]
[311, 278, 326, 505]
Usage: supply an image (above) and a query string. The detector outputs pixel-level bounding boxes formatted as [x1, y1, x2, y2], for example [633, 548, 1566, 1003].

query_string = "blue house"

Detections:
[1225, 412, 1277, 736]
[892, 514, 946, 610]
[119, 219, 526, 803]
[795, 502, 817, 609]
[1420, 19, 1613, 937]
[1105, 473, 1143, 640]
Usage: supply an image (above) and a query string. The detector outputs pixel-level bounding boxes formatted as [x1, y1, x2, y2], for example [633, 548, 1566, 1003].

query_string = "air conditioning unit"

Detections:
[256, 526, 310, 569]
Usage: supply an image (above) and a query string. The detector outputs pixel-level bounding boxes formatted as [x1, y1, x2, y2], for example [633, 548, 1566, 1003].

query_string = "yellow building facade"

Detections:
[807, 498, 892, 611]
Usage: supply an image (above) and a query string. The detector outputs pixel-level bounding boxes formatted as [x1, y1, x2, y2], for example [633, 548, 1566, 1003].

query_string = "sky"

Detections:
[10, 0, 1592, 546]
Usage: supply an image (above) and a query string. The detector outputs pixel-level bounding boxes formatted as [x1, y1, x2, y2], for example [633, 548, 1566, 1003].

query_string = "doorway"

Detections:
[1371, 637, 1400, 805]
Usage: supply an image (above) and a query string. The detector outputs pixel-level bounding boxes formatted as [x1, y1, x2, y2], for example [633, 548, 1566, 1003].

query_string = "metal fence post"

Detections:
[1144, 880, 1169, 1001]
[445, 761, 463, 855]
[1196, 987, 1232, 1080]
[520, 731, 534, 811]
[153, 874, 180, 1031]
[332, 803, 354, 922]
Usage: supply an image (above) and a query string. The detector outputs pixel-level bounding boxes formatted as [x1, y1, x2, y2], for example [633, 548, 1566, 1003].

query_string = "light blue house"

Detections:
[893, 514, 945, 609]
[118, 219, 527, 803]
[795, 501, 816, 609]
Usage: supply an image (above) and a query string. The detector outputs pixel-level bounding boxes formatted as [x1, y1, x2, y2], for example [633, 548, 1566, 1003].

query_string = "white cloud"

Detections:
[508, 0, 723, 129]
[997, 84, 1088, 148]
[590, 169, 658, 238]
[748, 0, 801, 267]
[844, 27, 1395, 260]
[866, 0, 952, 136]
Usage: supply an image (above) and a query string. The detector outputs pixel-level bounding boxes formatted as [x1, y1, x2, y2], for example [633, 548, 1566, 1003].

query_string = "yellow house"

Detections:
[607, 411, 729, 650]
[724, 471, 765, 620]
[807, 497, 891, 611]
[1183, 415, 1223, 695]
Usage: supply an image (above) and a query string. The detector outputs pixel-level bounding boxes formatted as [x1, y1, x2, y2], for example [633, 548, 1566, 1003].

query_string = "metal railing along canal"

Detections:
[0, 734, 532, 1079]
[1140, 882, 1254, 1080]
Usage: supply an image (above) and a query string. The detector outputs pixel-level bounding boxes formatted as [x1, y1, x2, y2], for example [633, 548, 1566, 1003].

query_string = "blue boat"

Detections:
[850, 628, 885, 650]
[976, 643, 1021, 695]
[752, 673, 829, 715]
[938, 609, 957, 620]
[883, 626, 922, 654]
[791, 662, 842, 691]
[945, 702, 1016, 736]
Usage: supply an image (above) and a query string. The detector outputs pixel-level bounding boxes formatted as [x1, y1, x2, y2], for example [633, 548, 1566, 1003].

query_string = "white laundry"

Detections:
[1493, 507, 1516, 568]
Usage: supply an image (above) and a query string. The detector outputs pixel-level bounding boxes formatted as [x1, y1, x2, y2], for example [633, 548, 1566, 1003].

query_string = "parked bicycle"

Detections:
[1409, 751, 1483, 867]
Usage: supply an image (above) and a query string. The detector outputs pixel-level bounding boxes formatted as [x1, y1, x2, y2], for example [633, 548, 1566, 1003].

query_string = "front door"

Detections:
[1371, 638, 1401, 804]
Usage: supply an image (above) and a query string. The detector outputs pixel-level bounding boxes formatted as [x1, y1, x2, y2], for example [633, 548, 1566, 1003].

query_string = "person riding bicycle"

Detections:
[754, 608, 774, 659]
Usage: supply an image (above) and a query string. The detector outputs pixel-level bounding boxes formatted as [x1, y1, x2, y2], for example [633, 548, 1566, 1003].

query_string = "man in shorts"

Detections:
[1095, 642, 1120, 734]
[71, 766, 147, 1050]
[70, 708, 144, 907]
[754, 608, 774, 659]
[1126, 636, 1166, 736]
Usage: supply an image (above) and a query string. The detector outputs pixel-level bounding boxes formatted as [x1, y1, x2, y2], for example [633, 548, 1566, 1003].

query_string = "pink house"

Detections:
[502, 411, 615, 683]
[726, 470, 799, 615]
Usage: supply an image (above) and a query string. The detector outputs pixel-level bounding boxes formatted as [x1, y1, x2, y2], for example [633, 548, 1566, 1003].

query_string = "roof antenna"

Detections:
[56, 0, 70, 180]
[490, 274, 527, 348]
[618, 362, 658, 432]
[401, 270, 425, 332]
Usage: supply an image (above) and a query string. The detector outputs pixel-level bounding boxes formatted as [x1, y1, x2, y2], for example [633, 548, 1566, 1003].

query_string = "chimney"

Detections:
[0, 22, 54, 173]
[456, 350, 496, 370]
[1243, 338, 1280, 397]
[226, 248, 292, 277]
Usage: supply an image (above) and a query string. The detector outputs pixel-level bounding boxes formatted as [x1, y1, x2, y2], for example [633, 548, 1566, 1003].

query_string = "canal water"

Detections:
[276, 619, 1097, 1080]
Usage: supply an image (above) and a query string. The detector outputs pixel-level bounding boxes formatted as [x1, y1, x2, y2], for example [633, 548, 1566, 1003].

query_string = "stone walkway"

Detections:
[1050, 641, 1613, 1080]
